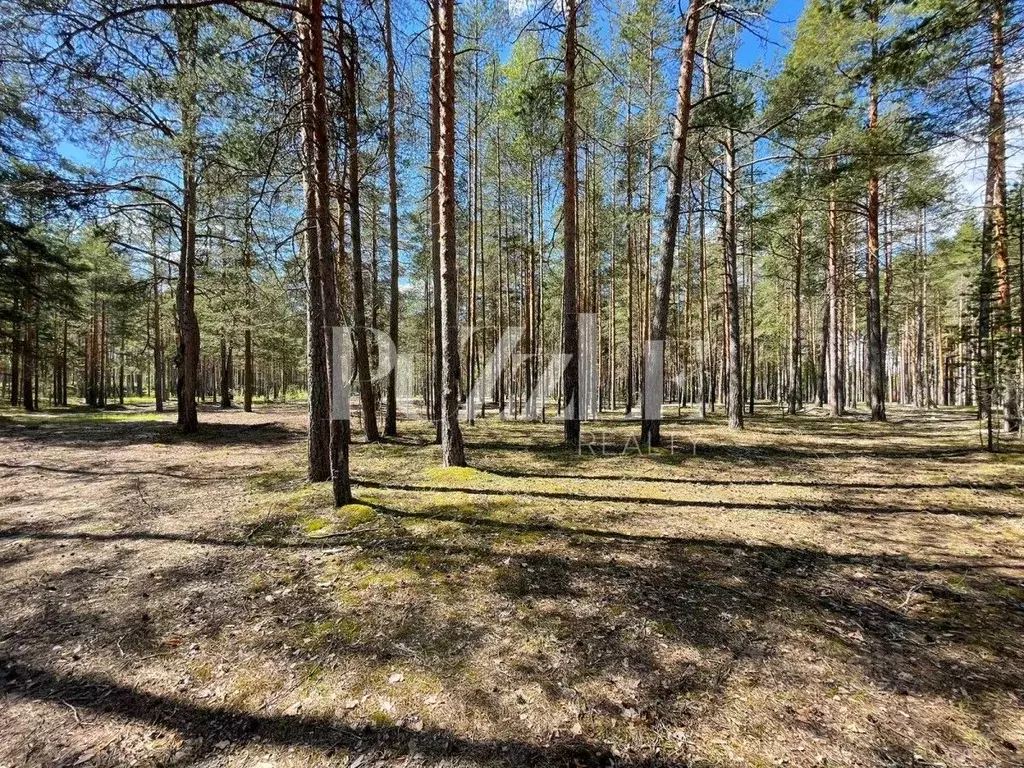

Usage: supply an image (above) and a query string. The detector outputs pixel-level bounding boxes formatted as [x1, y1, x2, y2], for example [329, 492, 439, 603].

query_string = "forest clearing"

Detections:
[1, 404, 1022, 766]
[2, 0, 1024, 763]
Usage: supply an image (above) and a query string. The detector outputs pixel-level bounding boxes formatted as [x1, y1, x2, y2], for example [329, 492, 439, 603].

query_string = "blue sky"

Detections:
[735, 0, 805, 73]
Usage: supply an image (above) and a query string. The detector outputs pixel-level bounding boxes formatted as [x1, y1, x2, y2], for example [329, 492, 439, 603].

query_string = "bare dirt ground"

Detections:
[0, 402, 1022, 767]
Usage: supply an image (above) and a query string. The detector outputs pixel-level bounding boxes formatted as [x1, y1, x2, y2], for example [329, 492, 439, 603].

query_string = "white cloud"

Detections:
[938, 123, 1024, 213]
[939, 54, 1024, 213]
[507, 0, 546, 19]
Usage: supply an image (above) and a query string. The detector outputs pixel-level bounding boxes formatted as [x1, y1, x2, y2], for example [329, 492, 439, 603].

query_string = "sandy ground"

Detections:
[0, 402, 1022, 767]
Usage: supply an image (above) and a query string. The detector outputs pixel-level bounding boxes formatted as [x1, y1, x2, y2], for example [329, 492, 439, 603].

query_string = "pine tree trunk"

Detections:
[642, 0, 702, 444]
[343, 29, 380, 444]
[244, 329, 253, 412]
[748, 160, 756, 415]
[100, 301, 106, 407]
[437, 0, 466, 465]
[624, 80, 634, 416]
[21, 300, 34, 412]
[429, 2, 443, 444]
[220, 336, 231, 407]
[370, 190, 381, 375]
[242, 222, 254, 414]
[698, 176, 708, 418]
[478, 114, 487, 419]
[311, 1, 350, 502]
[173, 9, 200, 433]
[817, 299, 828, 408]
[985, 0, 1013, 433]
[10, 307, 20, 407]
[153, 243, 164, 413]
[642, 31, 655, 419]
[682, 187, 692, 408]
[466, 96, 478, 424]
[788, 206, 802, 416]
[297, 0, 331, 482]
[610, 164, 618, 412]
[496, 126, 506, 414]
[915, 214, 927, 408]
[827, 164, 842, 416]
[61, 320, 68, 405]
[865, 18, 886, 422]
[562, 0, 580, 448]
[384, 0, 399, 437]
[1018, 185, 1024, 433]
[722, 130, 743, 429]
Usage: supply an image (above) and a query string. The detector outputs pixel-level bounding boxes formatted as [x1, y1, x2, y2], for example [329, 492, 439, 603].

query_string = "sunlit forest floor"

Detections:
[1, 401, 1022, 767]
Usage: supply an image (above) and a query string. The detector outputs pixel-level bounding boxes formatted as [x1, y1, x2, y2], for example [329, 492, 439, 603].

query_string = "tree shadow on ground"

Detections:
[0, 658, 688, 767]
[0, 419, 302, 449]
[0, 461, 242, 483]
[353, 479, 1024, 520]
[6, 503, 1021, 697]
[477, 467, 1023, 492]
[360, 504, 1024, 716]
[2, 498, 1022, 764]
